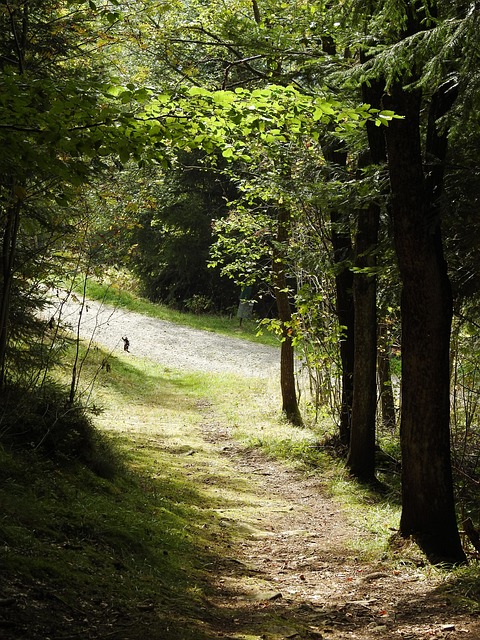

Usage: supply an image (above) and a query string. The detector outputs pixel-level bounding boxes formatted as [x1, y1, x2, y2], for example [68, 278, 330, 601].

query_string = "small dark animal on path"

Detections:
[122, 336, 130, 352]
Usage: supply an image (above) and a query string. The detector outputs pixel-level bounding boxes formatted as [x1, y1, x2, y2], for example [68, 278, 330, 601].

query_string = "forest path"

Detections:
[58, 295, 479, 640]
[196, 402, 480, 640]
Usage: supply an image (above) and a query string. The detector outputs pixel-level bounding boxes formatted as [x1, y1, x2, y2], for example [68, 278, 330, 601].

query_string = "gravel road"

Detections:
[51, 295, 280, 379]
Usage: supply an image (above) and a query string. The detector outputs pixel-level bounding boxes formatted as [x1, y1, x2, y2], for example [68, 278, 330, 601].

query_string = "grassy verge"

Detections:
[76, 278, 279, 347]
[0, 350, 247, 639]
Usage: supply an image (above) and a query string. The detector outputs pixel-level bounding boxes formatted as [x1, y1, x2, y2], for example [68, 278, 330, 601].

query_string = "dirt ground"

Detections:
[196, 406, 480, 640]
[50, 295, 480, 639]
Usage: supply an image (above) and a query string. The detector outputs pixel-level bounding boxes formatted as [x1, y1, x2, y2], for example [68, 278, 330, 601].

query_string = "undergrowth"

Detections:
[0, 351, 233, 639]
[0, 436, 224, 639]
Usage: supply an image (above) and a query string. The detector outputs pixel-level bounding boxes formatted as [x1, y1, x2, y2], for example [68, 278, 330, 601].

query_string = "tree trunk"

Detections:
[273, 208, 302, 426]
[377, 321, 396, 430]
[384, 85, 466, 563]
[347, 199, 379, 481]
[0, 196, 21, 389]
[347, 75, 386, 480]
[331, 213, 355, 446]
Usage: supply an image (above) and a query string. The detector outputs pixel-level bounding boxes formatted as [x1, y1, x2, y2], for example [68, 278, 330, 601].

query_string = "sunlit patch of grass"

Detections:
[245, 422, 325, 467]
[193, 364, 403, 561]
[79, 344, 286, 517]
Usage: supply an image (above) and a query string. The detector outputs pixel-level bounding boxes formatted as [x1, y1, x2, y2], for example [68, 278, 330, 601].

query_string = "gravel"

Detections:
[51, 295, 280, 379]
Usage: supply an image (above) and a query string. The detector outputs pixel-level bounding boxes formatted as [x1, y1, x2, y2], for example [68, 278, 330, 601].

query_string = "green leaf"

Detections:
[105, 85, 122, 97]
[119, 147, 130, 164]
[212, 91, 236, 106]
[105, 11, 120, 25]
[313, 101, 336, 116]
[188, 87, 212, 97]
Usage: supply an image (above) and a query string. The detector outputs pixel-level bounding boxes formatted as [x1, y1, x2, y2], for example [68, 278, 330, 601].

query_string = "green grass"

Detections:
[0, 443, 221, 638]
[0, 351, 245, 638]
[77, 278, 279, 346]
[438, 563, 480, 612]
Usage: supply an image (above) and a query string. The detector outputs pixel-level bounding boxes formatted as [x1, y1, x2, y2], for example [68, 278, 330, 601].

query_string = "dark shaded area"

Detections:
[131, 151, 239, 314]
[0, 382, 112, 473]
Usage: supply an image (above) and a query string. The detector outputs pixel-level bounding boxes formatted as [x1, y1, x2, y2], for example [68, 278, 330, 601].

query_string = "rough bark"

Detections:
[347, 76, 385, 481]
[347, 200, 379, 480]
[384, 85, 466, 564]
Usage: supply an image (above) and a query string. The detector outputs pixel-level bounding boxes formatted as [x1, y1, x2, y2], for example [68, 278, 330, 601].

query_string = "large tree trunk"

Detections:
[273, 208, 302, 426]
[347, 199, 379, 481]
[384, 85, 465, 563]
[347, 78, 385, 481]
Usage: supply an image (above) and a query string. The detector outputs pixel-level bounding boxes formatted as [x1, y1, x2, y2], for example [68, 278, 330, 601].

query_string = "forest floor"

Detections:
[193, 429, 480, 640]
[3, 296, 480, 639]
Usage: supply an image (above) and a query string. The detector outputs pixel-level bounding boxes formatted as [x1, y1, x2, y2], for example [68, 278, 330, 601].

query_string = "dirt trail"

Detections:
[197, 407, 480, 640]
[59, 296, 480, 639]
